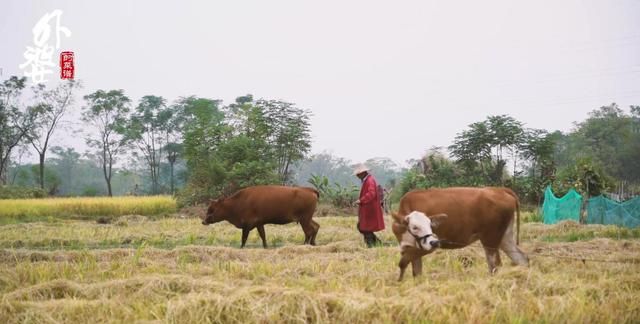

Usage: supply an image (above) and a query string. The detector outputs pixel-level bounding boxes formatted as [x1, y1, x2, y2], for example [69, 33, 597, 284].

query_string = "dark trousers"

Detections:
[362, 231, 381, 247]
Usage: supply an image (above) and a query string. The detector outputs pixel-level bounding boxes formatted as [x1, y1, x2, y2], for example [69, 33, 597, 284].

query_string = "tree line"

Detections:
[397, 105, 640, 204]
[0, 76, 311, 205]
[2, 74, 638, 206]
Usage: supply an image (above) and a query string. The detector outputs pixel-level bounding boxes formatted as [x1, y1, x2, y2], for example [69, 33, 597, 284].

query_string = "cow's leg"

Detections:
[257, 225, 268, 249]
[300, 221, 314, 245]
[309, 220, 320, 245]
[302, 226, 310, 244]
[240, 227, 252, 248]
[482, 245, 500, 274]
[411, 258, 423, 277]
[398, 254, 412, 281]
[500, 219, 529, 266]
[398, 248, 424, 281]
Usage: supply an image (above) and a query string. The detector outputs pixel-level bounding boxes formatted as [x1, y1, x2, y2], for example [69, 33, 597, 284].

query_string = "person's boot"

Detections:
[363, 233, 375, 248]
[370, 234, 382, 247]
[373, 235, 382, 247]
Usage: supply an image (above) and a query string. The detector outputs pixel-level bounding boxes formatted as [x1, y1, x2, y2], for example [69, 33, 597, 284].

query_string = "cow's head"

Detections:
[202, 198, 225, 225]
[403, 211, 447, 251]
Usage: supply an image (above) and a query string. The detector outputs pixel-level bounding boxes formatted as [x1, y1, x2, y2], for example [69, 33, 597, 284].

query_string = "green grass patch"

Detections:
[540, 226, 640, 242]
[0, 196, 177, 222]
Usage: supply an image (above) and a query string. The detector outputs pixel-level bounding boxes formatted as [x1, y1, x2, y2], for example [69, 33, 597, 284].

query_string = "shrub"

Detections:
[308, 174, 359, 208]
[0, 185, 47, 199]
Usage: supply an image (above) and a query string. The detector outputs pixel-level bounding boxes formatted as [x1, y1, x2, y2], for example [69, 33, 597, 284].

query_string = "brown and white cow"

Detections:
[392, 187, 528, 280]
[202, 185, 320, 248]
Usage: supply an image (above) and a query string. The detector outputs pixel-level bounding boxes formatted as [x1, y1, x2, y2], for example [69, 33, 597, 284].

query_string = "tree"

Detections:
[519, 129, 556, 178]
[164, 142, 182, 194]
[225, 96, 312, 184]
[28, 80, 79, 189]
[160, 98, 193, 195]
[178, 97, 228, 205]
[0, 76, 34, 185]
[125, 95, 169, 194]
[181, 97, 226, 173]
[554, 157, 611, 197]
[49, 146, 80, 194]
[486, 115, 524, 184]
[449, 121, 492, 181]
[449, 115, 523, 185]
[397, 149, 466, 199]
[576, 103, 630, 178]
[517, 129, 558, 203]
[553, 103, 640, 186]
[622, 105, 640, 183]
[82, 90, 131, 196]
[291, 152, 357, 187]
[364, 157, 400, 188]
[29, 164, 61, 195]
[177, 95, 313, 206]
[258, 99, 312, 184]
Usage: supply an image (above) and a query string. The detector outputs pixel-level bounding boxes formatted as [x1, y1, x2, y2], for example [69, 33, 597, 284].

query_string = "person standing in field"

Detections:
[354, 164, 385, 247]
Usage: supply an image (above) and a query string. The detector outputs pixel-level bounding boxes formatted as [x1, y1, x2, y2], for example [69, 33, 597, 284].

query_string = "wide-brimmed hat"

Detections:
[353, 164, 370, 176]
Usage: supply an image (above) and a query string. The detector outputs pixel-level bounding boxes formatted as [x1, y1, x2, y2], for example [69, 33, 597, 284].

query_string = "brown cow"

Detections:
[202, 185, 320, 248]
[392, 187, 528, 280]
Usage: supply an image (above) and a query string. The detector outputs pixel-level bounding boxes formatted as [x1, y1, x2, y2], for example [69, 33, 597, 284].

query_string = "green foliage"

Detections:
[177, 97, 229, 206]
[27, 80, 79, 189]
[124, 95, 171, 194]
[257, 99, 312, 183]
[292, 153, 358, 188]
[308, 174, 359, 208]
[396, 149, 478, 201]
[553, 157, 612, 197]
[549, 104, 640, 198]
[516, 129, 558, 204]
[0, 185, 46, 199]
[82, 89, 132, 196]
[8, 157, 142, 197]
[449, 115, 524, 185]
[177, 95, 312, 207]
[82, 186, 99, 197]
[0, 76, 33, 185]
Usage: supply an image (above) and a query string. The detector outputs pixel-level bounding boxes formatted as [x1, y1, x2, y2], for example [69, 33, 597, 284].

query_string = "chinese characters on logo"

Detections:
[60, 52, 74, 80]
[19, 10, 72, 84]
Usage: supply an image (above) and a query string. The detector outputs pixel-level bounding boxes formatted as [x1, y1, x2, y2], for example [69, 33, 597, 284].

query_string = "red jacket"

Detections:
[358, 174, 385, 232]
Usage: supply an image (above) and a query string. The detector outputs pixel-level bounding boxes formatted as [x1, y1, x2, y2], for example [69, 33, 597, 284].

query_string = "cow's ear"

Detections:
[391, 212, 407, 225]
[429, 213, 448, 228]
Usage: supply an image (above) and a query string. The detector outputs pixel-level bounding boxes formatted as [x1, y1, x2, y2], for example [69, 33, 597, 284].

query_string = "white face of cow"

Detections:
[402, 211, 446, 251]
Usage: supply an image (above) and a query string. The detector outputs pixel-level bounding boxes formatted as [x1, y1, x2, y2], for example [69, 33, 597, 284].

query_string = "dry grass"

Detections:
[0, 216, 639, 323]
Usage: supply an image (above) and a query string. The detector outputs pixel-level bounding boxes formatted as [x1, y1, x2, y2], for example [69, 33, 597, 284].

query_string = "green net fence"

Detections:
[542, 186, 582, 224]
[586, 195, 640, 228]
[541, 186, 640, 228]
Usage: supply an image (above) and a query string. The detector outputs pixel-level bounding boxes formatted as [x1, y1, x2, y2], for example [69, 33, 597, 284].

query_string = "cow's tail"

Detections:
[515, 194, 521, 245]
[502, 188, 521, 245]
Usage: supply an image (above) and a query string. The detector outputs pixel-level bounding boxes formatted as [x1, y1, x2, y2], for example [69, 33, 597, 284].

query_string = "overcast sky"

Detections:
[2, 0, 640, 166]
